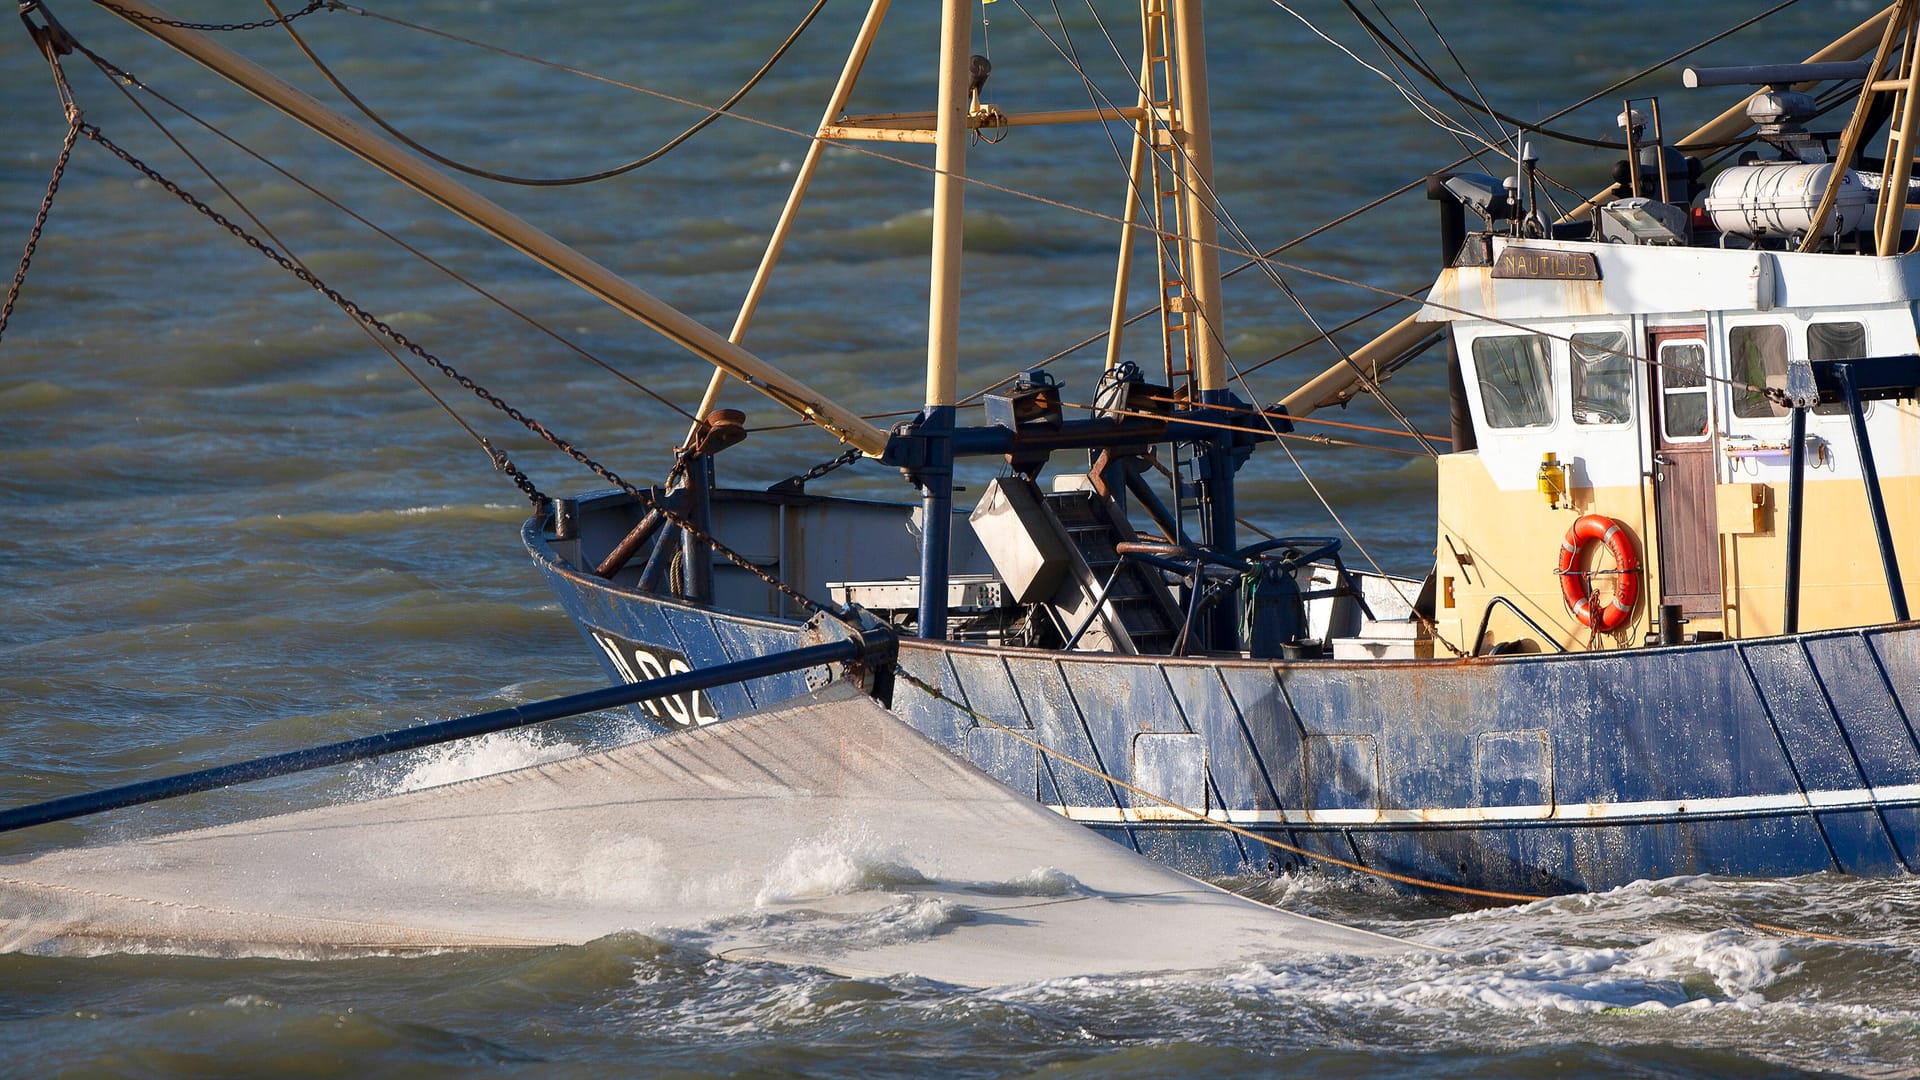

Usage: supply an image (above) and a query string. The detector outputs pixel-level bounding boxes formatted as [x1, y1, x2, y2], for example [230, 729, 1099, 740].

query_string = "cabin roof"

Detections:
[1420, 237, 1920, 324]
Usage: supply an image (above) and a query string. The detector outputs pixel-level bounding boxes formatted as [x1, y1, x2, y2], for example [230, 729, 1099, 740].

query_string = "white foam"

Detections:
[1611, 928, 1798, 1000]
[381, 730, 585, 793]
[987, 867, 1082, 897]
[1202, 925, 1800, 1018]
[754, 835, 930, 906]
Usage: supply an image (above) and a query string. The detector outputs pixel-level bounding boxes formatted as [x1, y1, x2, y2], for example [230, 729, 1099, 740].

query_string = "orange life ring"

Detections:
[1556, 514, 1641, 632]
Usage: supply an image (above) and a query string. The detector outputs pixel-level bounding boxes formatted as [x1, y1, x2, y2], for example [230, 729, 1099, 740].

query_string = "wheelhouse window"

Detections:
[1472, 334, 1554, 429]
[1658, 340, 1710, 439]
[1807, 321, 1866, 415]
[1570, 331, 1633, 425]
[1730, 324, 1790, 418]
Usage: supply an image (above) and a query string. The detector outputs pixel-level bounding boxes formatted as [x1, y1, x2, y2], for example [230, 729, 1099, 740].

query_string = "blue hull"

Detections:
[526, 518, 1920, 897]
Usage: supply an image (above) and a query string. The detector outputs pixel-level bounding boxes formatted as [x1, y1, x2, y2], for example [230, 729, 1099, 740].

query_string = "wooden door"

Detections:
[1649, 327, 1722, 616]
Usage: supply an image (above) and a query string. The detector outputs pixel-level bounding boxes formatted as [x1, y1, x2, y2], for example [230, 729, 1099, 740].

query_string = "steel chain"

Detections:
[92, 0, 331, 32]
[479, 437, 543, 507]
[768, 445, 862, 492]
[0, 116, 78, 345]
[77, 121, 834, 618]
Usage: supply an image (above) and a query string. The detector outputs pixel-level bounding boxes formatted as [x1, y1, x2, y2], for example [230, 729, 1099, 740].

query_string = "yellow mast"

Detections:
[688, 0, 894, 444]
[925, 0, 973, 414]
[1171, 0, 1227, 395]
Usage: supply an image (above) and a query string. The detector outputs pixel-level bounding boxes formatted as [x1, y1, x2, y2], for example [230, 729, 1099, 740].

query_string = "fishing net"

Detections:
[0, 683, 1405, 985]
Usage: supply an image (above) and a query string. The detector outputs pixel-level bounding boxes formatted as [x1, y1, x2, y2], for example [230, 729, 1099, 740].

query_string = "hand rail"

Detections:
[1471, 596, 1569, 656]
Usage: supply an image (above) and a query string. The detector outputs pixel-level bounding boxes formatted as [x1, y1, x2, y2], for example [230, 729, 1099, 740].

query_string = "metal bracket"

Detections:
[19, 1, 77, 59]
[798, 605, 899, 705]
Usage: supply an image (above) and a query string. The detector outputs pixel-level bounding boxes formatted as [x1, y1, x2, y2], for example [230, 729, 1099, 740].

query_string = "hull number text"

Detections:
[590, 631, 719, 727]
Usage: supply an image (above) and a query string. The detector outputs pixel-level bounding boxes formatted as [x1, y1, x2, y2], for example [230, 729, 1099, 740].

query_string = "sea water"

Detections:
[0, 0, 1914, 1074]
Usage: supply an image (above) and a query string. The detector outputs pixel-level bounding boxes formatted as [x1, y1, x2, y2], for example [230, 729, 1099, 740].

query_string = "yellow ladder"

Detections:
[1878, 4, 1920, 254]
[1141, 0, 1196, 397]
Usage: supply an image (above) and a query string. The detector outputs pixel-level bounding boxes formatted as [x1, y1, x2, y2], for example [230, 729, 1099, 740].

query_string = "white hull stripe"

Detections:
[1049, 782, 1920, 827]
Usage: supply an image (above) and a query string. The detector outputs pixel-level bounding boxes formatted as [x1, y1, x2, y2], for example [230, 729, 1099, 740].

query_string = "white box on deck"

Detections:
[1331, 618, 1428, 660]
[969, 477, 1071, 604]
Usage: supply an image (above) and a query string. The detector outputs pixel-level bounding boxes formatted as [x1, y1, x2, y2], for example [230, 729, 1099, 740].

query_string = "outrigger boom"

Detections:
[91, 0, 892, 455]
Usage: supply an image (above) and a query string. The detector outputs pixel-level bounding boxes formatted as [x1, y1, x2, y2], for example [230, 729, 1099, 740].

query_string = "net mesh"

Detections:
[0, 683, 1406, 985]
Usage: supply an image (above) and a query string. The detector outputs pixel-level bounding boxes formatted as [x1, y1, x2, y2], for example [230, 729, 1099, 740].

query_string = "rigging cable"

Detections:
[958, 180, 1432, 404]
[23, 14, 857, 631]
[1234, 295, 1409, 380]
[224, 3, 1810, 417]
[71, 115, 842, 619]
[1355, 0, 1506, 174]
[96, 0, 327, 32]
[93, 53, 516, 464]
[264, 0, 832, 186]
[962, 0, 1824, 401]
[1062, 1, 1467, 640]
[1320, 0, 1583, 222]
[999, 0, 1442, 469]
[979, 0, 992, 66]
[1004, 0, 1449, 559]
[1, 8, 82, 347]
[1328, 0, 1808, 152]
[971, 6, 1781, 413]
[1268, 0, 1513, 158]
[329, 0, 1790, 410]
[75, 46, 697, 423]
[1217, 321, 1468, 657]
[1152, 205, 1461, 651]
[1392, 0, 1506, 152]
[1157, 395, 1449, 446]
[332, 0, 1433, 418]
[1034, 0, 1446, 459]
[0, 106, 77, 349]
[1015, 0, 1461, 640]
[1054, 398, 1432, 458]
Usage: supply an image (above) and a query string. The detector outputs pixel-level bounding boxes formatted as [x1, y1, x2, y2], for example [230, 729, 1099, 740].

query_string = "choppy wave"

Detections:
[826, 207, 1105, 259]
[375, 729, 589, 795]
[2, 0, 1911, 1073]
[237, 502, 526, 538]
[753, 834, 935, 906]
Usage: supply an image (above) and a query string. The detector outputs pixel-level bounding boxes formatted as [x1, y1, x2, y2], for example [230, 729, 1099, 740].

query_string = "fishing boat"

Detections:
[7, 0, 1917, 901]
[525, 0, 1920, 897]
